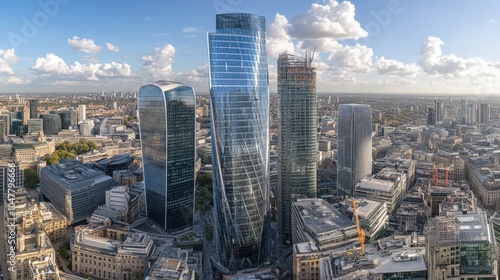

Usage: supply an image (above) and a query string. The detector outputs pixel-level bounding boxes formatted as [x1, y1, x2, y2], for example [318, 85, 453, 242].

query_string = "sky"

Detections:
[0, 0, 499, 95]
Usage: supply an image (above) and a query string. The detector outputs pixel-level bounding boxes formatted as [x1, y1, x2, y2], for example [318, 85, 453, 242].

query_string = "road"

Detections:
[195, 210, 214, 280]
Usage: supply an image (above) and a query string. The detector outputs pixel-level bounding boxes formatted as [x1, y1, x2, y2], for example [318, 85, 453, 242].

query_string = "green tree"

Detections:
[24, 168, 39, 188]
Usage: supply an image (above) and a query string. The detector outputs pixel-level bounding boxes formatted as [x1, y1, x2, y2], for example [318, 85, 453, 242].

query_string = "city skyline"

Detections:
[0, 0, 498, 95]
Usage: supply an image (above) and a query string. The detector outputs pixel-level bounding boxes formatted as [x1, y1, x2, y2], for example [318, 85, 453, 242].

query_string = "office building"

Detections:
[480, 103, 491, 124]
[29, 99, 38, 119]
[427, 107, 436, 125]
[0, 163, 23, 204]
[137, 81, 196, 233]
[461, 99, 468, 124]
[72, 223, 154, 280]
[208, 13, 270, 272]
[39, 159, 119, 223]
[277, 52, 317, 240]
[27, 118, 43, 135]
[435, 99, 444, 123]
[11, 111, 23, 135]
[292, 198, 357, 251]
[337, 104, 372, 197]
[94, 154, 135, 176]
[78, 104, 86, 123]
[51, 110, 77, 129]
[426, 212, 498, 280]
[79, 119, 94, 136]
[42, 114, 62, 135]
[22, 101, 30, 125]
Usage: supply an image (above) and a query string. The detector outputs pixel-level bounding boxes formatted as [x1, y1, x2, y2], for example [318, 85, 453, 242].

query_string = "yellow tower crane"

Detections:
[352, 199, 365, 255]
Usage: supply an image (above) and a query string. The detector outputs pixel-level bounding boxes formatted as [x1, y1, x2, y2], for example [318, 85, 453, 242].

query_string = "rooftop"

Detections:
[293, 199, 355, 236]
[41, 159, 114, 191]
[356, 178, 395, 193]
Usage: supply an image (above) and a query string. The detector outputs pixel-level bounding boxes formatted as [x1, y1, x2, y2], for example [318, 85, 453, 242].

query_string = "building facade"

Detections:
[337, 104, 372, 197]
[208, 13, 270, 272]
[277, 52, 317, 241]
[41, 114, 62, 135]
[137, 81, 196, 233]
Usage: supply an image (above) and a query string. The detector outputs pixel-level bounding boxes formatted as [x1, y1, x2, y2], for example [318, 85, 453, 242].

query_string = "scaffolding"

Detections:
[426, 216, 460, 248]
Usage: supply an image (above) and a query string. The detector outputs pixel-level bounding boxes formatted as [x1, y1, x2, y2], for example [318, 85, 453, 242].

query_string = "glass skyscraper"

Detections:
[337, 104, 372, 197]
[277, 52, 317, 241]
[208, 13, 270, 272]
[137, 81, 196, 233]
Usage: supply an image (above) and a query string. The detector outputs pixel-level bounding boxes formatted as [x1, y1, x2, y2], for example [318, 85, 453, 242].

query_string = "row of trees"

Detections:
[45, 139, 98, 165]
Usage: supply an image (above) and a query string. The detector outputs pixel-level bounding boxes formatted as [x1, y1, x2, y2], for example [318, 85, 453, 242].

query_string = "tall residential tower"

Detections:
[277, 52, 317, 241]
[137, 81, 196, 233]
[337, 104, 372, 197]
[208, 13, 270, 272]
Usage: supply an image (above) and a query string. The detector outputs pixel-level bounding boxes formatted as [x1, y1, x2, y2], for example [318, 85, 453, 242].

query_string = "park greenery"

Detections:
[45, 139, 97, 165]
[195, 173, 213, 212]
[24, 168, 40, 189]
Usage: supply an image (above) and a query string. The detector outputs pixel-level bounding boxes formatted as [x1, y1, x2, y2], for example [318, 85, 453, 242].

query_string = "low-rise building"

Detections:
[72, 223, 155, 280]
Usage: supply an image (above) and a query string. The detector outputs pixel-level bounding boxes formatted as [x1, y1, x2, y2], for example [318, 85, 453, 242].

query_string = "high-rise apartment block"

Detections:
[138, 81, 196, 233]
[208, 13, 270, 272]
[337, 104, 372, 197]
[277, 52, 317, 241]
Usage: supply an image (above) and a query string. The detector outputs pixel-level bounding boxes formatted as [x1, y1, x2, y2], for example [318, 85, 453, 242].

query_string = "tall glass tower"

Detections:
[277, 52, 317, 241]
[137, 81, 196, 233]
[337, 104, 372, 197]
[208, 13, 270, 272]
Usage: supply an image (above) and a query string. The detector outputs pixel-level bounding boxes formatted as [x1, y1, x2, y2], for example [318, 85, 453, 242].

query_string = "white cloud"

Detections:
[298, 38, 343, 52]
[106, 43, 120, 52]
[6, 76, 31, 84]
[376, 57, 420, 77]
[182, 27, 203, 33]
[67, 36, 103, 53]
[176, 64, 208, 82]
[153, 33, 169, 37]
[490, 19, 496, 23]
[0, 48, 20, 75]
[267, 14, 297, 58]
[141, 44, 175, 80]
[420, 36, 499, 79]
[327, 44, 374, 73]
[289, 1, 368, 40]
[32, 53, 131, 80]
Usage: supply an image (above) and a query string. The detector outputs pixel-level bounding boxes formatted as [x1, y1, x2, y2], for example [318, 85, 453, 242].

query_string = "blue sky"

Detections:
[0, 0, 499, 94]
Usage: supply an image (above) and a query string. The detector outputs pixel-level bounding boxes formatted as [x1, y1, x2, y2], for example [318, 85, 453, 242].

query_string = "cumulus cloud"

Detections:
[32, 53, 131, 80]
[141, 44, 175, 80]
[267, 14, 297, 58]
[288, 1, 367, 40]
[176, 64, 208, 82]
[0, 48, 20, 75]
[327, 44, 374, 73]
[6, 76, 31, 84]
[67, 36, 103, 53]
[420, 36, 499, 78]
[376, 57, 420, 77]
[106, 43, 120, 52]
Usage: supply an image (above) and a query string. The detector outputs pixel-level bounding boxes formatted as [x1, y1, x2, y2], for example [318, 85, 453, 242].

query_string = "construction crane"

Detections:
[352, 199, 365, 255]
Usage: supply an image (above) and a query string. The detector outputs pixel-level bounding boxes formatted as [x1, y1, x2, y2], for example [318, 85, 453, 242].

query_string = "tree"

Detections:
[24, 168, 39, 188]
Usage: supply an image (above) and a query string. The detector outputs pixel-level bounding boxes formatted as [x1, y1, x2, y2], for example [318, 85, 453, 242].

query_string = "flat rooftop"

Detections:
[356, 178, 395, 193]
[458, 212, 493, 243]
[293, 199, 355, 235]
[41, 159, 113, 191]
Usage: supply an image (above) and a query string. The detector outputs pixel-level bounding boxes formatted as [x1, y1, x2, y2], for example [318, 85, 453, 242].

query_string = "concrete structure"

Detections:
[292, 198, 357, 251]
[277, 52, 318, 241]
[337, 104, 372, 197]
[339, 198, 388, 241]
[40, 159, 119, 223]
[78, 104, 86, 124]
[72, 223, 155, 280]
[355, 169, 406, 216]
[144, 248, 196, 280]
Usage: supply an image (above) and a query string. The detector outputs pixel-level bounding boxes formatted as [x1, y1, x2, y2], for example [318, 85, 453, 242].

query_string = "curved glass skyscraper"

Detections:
[208, 13, 270, 271]
[137, 81, 196, 233]
[277, 52, 317, 241]
[337, 104, 372, 197]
